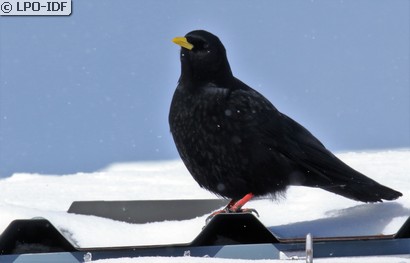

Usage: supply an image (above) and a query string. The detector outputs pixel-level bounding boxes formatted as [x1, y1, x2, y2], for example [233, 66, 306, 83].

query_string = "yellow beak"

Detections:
[172, 37, 194, 50]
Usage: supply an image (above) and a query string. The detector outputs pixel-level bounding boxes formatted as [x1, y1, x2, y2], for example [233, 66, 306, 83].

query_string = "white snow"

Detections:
[0, 149, 409, 262]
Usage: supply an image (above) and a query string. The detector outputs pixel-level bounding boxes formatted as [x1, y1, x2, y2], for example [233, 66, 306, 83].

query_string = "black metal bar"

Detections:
[67, 199, 228, 223]
[1, 212, 409, 262]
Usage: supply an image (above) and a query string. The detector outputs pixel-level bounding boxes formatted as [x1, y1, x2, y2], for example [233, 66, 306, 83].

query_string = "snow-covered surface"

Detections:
[0, 149, 409, 262]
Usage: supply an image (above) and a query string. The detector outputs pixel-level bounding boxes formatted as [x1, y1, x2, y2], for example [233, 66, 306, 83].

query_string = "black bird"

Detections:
[169, 30, 402, 212]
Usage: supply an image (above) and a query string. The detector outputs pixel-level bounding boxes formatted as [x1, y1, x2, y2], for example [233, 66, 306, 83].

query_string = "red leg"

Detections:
[229, 193, 254, 212]
[225, 199, 237, 211]
[205, 193, 257, 223]
[207, 199, 237, 219]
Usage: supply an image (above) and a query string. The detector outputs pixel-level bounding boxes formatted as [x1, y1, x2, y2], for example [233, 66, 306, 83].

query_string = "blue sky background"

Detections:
[0, 0, 409, 177]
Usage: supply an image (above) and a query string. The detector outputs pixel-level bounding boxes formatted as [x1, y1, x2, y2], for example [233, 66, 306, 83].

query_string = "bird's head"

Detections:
[173, 30, 233, 87]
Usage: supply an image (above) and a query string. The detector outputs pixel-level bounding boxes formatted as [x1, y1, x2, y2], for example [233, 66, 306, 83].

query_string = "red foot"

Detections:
[206, 193, 258, 223]
[229, 193, 254, 212]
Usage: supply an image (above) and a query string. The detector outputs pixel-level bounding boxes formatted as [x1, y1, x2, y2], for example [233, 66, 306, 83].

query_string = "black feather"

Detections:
[169, 30, 402, 202]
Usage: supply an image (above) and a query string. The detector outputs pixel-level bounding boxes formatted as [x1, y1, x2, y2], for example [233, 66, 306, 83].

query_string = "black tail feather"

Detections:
[299, 152, 403, 203]
[321, 181, 403, 203]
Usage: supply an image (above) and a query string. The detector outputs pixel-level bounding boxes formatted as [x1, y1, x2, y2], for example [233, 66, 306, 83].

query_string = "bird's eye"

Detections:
[191, 39, 209, 51]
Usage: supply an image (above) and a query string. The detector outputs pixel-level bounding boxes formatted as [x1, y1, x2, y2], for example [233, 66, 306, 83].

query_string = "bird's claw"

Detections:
[205, 207, 259, 224]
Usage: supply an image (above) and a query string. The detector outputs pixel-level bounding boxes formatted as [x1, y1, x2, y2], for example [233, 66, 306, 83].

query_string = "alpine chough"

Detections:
[169, 30, 402, 212]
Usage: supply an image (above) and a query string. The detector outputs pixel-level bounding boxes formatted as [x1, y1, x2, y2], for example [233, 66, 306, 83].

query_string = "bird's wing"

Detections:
[218, 81, 401, 202]
[226, 81, 359, 185]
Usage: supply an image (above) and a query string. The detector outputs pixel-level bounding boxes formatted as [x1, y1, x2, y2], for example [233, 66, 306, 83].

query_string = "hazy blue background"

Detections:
[0, 0, 409, 178]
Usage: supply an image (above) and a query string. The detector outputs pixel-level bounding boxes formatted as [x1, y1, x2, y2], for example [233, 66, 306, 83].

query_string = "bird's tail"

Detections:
[321, 179, 402, 203]
[300, 155, 403, 203]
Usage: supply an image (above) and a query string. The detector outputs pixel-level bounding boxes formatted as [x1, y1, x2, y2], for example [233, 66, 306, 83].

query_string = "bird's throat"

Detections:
[179, 62, 234, 90]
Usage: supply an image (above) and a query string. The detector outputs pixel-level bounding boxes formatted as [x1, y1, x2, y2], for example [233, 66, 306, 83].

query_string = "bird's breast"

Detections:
[170, 87, 243, 165]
